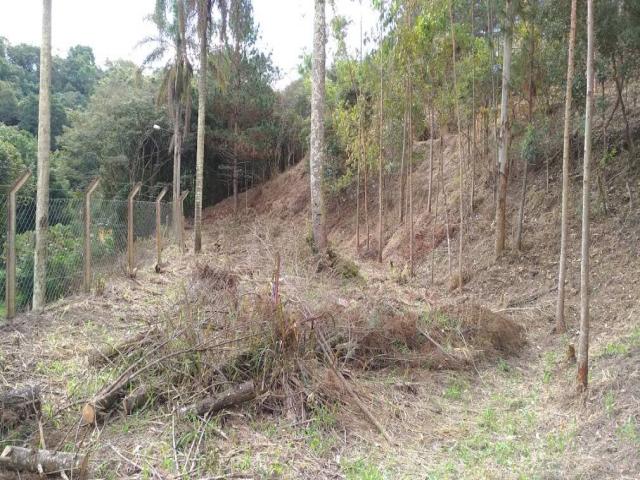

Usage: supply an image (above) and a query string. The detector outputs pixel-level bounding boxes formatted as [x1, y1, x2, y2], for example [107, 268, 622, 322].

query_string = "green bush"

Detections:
[14, 223, 84, 307]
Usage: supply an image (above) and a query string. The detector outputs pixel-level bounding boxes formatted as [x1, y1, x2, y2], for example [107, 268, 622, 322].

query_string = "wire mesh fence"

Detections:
[1, 191, 175, 316]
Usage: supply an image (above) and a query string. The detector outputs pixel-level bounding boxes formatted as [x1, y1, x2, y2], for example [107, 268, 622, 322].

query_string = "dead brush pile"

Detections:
[0, 259, 526, 476]
[78, 265, 526, 432]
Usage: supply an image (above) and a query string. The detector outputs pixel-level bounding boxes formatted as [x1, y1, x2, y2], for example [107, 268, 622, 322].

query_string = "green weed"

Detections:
[617, 418, 640, 445]
[601, 342, 630, 358]
[341, 458, 385, 480]
[604, 391, 616, 416]
[443, 378, 467, 401]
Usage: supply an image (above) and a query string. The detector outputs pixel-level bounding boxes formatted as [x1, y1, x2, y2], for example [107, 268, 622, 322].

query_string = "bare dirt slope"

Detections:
[1, 135, 639, 479]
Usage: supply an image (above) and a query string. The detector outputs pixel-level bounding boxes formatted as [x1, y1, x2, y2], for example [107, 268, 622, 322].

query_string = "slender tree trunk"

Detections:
[431, 136, 440, 284]
[173, 106, 183, 246]
[487, 0, 498, 213]
[33, 0, 52, 312]
[310, 0, 327, 250]
[515, 154, 528, 251]
[364, 154, 369, 250]
[577, 0, 594, 392]
[359, 0, 369, 252]
[612, 57, 635, 156]
[470, 0, 476, 213]
[377, 18, 384, 263]
[194, 0, 208, 254]
[408, 80, 414, 277]
[515, 27, 536, 252]
[440, 136, 452, 280]
[399, 102, 407, 224]
[450, 1, 464, 289]
[427, 104, 434, 213]
[495, 0, 512, 257]
[233, 120, 239, 213]
[356, 127, 361, 254]
[556, 0, 577, 333]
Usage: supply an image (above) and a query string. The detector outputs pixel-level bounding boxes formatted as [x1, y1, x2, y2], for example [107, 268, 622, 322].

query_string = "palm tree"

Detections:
[147, 0, 193, 248]
[310, 0, 327, 250]
[190, 0, 227, 252]
[33, 0, 52, 312]
[193, 0, 210, 254]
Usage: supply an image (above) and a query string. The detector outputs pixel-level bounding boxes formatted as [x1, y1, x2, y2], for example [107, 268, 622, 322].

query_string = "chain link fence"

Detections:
[1, 191, 175, 316]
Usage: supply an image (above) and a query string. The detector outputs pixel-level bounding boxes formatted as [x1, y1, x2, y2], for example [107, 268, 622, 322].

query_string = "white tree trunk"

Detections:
[450, 0, 464, 289]
[194, 0, 208, 254]
[173, 108, 182, 247]
[495, 0, 512, 257]
[578, 0, 594, 391]
[32, 0, 52, 312]
[309, 0, 327, 250]
[555, 0, 578, 333]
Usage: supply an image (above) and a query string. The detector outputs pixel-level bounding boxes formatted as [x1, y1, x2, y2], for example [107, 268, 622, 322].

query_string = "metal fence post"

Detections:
[179, 190, 189, 253]
[83, 178, 100, 292]
[155, 186, 168, 269]
[5, 171, 31, 319]
[127, 182, 142, 276]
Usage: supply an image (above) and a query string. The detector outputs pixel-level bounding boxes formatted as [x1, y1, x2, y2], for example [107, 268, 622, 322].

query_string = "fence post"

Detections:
[179, 190, 189, 253]
[155, 186, 168, 269]
[83, 177, 100, 292]
[127, 182, 142, 276]
[5, 171, 31, 319]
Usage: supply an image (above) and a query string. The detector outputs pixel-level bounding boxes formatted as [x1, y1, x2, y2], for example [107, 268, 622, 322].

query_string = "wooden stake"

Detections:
[5, 171, 31, 319]
[179, 190, 189, 253]
[155, 186, 169, 269]
[127, 182, 142, 277]
[83, 177, 100, 292]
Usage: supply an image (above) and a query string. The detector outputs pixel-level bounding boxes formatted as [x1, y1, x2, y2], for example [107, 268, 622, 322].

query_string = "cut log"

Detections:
[88, 328, 158, 367]
[0, 446, 88, 477]
[181, 381, 256, 417]
[122, 386, 152, 415]
[0, 386, 41, 428]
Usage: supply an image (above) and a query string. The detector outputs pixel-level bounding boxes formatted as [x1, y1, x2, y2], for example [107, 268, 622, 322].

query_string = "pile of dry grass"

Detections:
[20, 261, 526, 473]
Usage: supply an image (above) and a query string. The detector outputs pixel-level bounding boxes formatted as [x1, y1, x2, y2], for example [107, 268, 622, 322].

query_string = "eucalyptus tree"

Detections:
[578, 0, 595, 392]
[310, 0, 328, 250]
[495, 0, 513, 257]
[33, 0, 52, 312]
[555, 0, 578, 334]
[449, 0, 464, 289]
[193, 0, 228, 253]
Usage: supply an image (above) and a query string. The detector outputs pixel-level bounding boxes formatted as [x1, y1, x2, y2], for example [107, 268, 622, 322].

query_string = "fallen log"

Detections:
[82, 333, 262, 424]
[0, 446, 88, 477]
[88, 328, 158, 367]
[181, 381, 256, 417]
[122, 386, 152, 415]
[0, 385, 41, 428]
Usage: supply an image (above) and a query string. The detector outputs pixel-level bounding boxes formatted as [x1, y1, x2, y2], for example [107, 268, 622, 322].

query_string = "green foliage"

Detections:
[57, 61, 167, 198]
[0, 39, 100, 152]
[520, 124, 539, 166]
[11, 222, 95, 307]
[341, 458, 385, 480]
[0, 124, 37, 194]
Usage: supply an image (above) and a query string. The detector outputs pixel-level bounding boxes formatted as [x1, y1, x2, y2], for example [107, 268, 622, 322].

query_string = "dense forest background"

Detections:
[0, 3, 309, 207]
